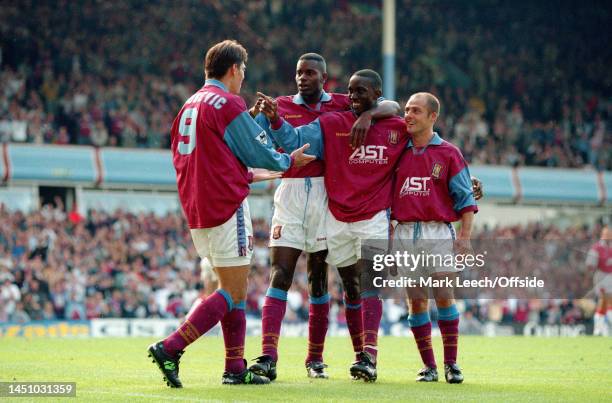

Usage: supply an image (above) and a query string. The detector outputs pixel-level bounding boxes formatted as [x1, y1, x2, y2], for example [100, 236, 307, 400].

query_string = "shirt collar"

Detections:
[407, 132, 443, 148]
[204, 79, 228, 91]
[292, 91, 332, 105]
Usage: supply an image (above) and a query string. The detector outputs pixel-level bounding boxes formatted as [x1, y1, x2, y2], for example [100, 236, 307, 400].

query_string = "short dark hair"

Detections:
[353, 69, 382, 91]
[204, 40, 248, 79]
[298, 53, 327, 73]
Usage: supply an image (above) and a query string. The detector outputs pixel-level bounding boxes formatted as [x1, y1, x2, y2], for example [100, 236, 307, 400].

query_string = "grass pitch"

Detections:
[1, 336, 610, 402]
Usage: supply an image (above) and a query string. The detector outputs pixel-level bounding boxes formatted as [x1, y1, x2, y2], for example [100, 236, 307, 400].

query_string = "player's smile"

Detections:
[348, 76, 376, 115]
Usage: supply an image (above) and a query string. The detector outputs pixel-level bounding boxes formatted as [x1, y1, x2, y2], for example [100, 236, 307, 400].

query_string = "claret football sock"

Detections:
[261, 287, 288, 362]
[437, 305, 460, 365]
[361, 291, 383, 363]
[306, 293, 330, 364]
[409, 312, 436, 369]
[344, 294, 363, 360]
[163, 289, 233, 357]
[222, 301, 247, 374]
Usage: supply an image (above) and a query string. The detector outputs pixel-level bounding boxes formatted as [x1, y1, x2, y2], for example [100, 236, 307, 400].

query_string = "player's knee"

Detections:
[342, 278, 361, 300]
[307, 250, 327, 268]
[338, 270, 360, 299]
[269, 265, 293, 291]
[308, 281, 327, 298]
[228, 289, 247, 304]
[410, 298, 429, 313]
[220, 282, 247, 303]
[434, 297, 454, 309]
[344, 285, 360, 301]
[432, 286, 454, 302]
[307, 268, 328, 298]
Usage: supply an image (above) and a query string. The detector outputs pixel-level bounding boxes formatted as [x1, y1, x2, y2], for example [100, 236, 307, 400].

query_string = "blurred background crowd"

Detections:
[0, 202, 604, 329]
[0, 0, 610, 169]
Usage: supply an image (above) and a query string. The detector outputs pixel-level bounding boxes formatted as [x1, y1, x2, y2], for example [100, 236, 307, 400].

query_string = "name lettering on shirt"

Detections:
[186, 91, 227, 110]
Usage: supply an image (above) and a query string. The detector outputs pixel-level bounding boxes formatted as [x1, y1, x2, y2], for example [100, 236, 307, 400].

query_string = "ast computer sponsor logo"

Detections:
[400, 177, 431, 197]
[349, 145, 388, 164]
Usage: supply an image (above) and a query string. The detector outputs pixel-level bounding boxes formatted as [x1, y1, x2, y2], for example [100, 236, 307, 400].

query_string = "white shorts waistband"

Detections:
[281, 177, 324, 184]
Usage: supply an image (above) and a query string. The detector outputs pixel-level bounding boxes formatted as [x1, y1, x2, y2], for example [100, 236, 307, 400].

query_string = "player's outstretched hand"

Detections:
[350, 111, 372, 149]
[251, 168, 283, 183]
[471, 176, 484, 200]
[290, 143, 316, 168]
[256, 92, 279, 123]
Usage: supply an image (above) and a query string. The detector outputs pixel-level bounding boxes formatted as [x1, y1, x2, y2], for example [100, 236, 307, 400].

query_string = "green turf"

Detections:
[1, 336, 610, 402]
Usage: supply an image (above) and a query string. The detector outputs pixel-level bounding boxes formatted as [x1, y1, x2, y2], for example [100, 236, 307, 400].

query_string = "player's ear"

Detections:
[430, 111, 438, 123]
[321, 72, 328, 84]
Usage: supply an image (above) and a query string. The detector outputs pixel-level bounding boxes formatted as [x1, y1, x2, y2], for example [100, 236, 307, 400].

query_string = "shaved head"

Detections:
[410, 92, 440, 115]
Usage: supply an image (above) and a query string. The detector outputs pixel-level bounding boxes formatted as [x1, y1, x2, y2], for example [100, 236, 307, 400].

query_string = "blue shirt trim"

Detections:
[224, 111, 292, 171]
[270, 118, 324, 159]
[407, 132, 443, 148]
[449, 166, 477, 212]
[292, 91, 332, 105]
[204, 79, 228, 91]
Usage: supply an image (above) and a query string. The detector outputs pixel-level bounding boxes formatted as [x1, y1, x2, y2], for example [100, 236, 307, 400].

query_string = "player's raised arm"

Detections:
[223, 111, 314, 170]
[257, 92, 324, 159]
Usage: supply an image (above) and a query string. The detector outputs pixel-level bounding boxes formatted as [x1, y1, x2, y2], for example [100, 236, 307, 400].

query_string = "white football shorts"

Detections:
[392, 221, 458, 276]
[325, 208, 391, 268]
[269, 177, 327, 253]
[190, 199, 253, 267]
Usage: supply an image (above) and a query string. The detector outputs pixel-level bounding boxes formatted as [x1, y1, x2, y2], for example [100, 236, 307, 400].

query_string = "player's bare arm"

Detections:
[250, 168, 284, 182]
[350, 100, 402, 148]
[455, 211, 475, 255]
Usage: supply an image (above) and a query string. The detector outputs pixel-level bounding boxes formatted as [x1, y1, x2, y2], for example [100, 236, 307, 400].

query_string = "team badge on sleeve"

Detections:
[431, 162, 443, 178]
[388, 130, 399, 145]
[273, 226, 282, 240]
[256, 131, 268, 145]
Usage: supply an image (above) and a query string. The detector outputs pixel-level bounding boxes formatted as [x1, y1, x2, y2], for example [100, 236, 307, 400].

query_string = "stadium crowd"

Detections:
[0, 0, 609, 169]
[0, 202, 604, 330]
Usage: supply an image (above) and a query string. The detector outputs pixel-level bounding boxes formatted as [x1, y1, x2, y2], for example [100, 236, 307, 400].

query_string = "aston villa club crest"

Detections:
[273, 225, 282, 240]
[388, 130, 399, 145]
[431, 162, 443, 178]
